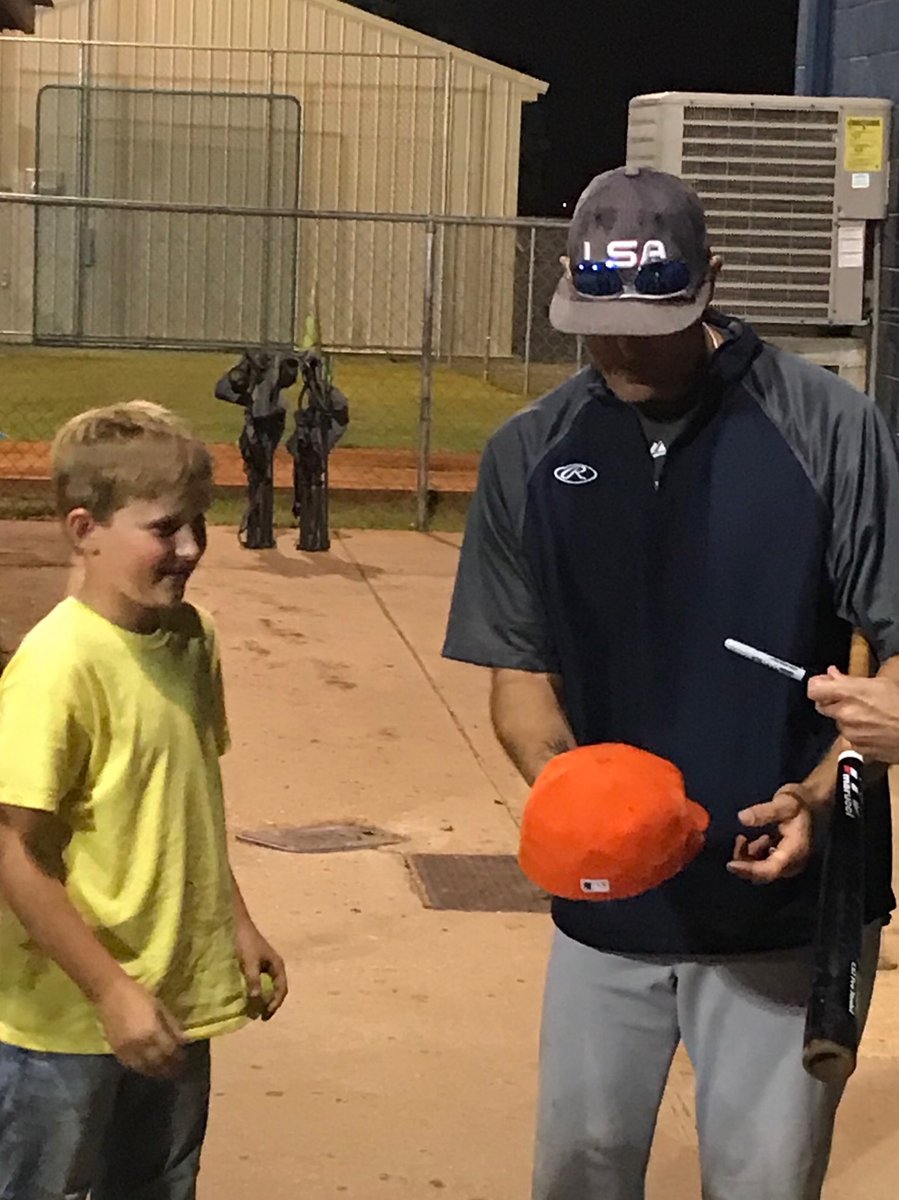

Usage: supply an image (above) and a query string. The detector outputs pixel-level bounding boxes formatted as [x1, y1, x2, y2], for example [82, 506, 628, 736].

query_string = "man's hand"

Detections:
[727, 785, 814, 884]
[808, 667, 899, 764]
[96, 975, 185, 1078]
[235, 918, 288, 1021]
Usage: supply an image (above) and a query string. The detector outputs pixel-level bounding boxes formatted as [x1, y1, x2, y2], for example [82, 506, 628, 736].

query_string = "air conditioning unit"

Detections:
[626, 92, 891, 326]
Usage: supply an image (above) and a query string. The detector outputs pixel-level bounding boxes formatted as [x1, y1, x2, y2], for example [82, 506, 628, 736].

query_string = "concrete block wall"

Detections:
[797, 0, 899, 426]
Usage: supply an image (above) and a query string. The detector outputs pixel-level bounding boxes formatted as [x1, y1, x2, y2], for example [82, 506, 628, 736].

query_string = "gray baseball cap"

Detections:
[549, 166, 712, 338]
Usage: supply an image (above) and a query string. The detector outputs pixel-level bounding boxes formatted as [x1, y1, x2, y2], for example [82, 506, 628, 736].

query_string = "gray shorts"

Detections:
[533, 924, 882, 1200]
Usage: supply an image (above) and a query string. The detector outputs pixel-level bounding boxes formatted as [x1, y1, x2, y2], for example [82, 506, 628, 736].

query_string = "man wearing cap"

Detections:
[443, 166, 899, 1199]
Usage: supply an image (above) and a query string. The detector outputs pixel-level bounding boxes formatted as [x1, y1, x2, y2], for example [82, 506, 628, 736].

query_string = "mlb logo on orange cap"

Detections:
[519, 743, 709, 902]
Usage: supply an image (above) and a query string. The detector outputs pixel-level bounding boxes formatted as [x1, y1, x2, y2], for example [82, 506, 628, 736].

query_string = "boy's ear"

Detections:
[63, 508, 99, 555]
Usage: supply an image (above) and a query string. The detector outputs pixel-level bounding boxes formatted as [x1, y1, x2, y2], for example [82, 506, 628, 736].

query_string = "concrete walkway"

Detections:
[194, 529, 899, 1200]
[1, 523, 897, 1198]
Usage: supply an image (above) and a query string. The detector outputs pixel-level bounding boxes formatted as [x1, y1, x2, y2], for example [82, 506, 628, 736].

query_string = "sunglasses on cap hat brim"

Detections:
[568, 255, 696, 300]
[550, 259, 713, 338]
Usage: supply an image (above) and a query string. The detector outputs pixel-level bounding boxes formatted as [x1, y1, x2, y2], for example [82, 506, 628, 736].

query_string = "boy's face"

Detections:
[68, 492, 208, 625]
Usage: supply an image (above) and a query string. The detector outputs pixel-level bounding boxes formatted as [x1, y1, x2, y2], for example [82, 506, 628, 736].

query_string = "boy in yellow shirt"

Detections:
[0, 401, 288, 1199]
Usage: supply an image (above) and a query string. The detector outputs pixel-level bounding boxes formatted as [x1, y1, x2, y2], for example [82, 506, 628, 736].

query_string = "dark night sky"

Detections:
[354, 0, 802, 215]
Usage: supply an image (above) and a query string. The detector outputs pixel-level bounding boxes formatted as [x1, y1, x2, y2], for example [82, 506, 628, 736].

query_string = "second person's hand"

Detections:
[808, 667, 899, 764]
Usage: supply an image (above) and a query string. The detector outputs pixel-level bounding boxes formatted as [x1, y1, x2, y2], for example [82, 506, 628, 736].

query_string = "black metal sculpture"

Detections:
[287, 351, 349, 552]
[215, 347, 349, 552]
[215, 350, 298, 549]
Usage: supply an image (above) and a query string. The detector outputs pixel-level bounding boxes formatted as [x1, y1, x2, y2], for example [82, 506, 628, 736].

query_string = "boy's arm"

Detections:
[230, 869, 288, 1019]
[0, 804, 185, 1077]
[205, 614, 287, 1019]
[204, 613, 287, 1017]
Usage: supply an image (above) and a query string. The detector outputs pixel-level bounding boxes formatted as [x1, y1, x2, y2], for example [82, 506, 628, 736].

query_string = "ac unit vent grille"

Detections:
[720, 269, 829, 286]
[684, 106, 839, 127]
[685, 140, 836, 164]
[691, 176, 835, 198]
[685, 158, 836, 182]
[683, 121, 837, 145]
[680, 104, 838, 320]
[703, 195, 832, 218]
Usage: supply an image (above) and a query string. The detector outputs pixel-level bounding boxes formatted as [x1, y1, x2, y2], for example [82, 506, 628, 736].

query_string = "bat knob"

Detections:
[802, 1039, 857, 1086]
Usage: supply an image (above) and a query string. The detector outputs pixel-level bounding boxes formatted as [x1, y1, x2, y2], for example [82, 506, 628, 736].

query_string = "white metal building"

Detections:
[0, 0, 547, 350]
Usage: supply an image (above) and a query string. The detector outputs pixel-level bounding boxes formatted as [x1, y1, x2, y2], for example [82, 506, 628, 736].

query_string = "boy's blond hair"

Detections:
[52, 400, 213, 520]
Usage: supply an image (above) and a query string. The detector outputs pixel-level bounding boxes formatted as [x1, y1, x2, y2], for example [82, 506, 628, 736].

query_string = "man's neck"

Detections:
[588, 321, 720, 410]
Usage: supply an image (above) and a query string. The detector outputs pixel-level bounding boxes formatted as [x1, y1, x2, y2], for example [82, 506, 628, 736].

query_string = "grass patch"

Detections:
[0, 346, 537, 454]
[0, 495, 57, 520]
[208, 489, 469, 532]
[0, 483, 471, 532]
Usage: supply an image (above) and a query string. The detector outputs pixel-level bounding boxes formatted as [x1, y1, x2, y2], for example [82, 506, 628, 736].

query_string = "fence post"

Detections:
[259, 48, 277, 346]
[523, 224, 537, 397]
[482, 224, 496, 382]
[75, 39, 93, 341]
[416, 219, 438, 532]
[444, 221, 459, 368]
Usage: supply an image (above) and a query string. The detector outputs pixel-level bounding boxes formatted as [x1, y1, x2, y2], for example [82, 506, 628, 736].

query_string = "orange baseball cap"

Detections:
[519, 743, 709, 901]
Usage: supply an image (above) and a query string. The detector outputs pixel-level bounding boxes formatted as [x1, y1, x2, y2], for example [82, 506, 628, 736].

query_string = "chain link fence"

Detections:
[0, 192, 581, 526]
[0, 34, 571, 527]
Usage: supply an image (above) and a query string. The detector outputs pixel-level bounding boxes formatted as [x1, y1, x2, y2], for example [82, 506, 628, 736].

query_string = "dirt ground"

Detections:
[0, 441, 480, 493]
[1, 520, 898, 1199]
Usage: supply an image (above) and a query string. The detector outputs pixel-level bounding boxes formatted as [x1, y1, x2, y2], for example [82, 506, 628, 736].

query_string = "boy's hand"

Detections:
[235, 919, 288, 1020]
[97, 975, 186, 1078]
[727, 784, 814, 884]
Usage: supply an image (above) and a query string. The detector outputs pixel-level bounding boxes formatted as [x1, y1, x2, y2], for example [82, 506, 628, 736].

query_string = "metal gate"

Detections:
[33, 85, 301, 348]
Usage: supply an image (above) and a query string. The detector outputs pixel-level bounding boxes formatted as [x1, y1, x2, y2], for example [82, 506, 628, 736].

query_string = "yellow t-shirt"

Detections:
[0, 597, 248, 1053]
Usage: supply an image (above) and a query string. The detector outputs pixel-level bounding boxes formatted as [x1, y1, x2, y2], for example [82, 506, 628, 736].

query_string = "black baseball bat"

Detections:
[802, 749, 866, 1085]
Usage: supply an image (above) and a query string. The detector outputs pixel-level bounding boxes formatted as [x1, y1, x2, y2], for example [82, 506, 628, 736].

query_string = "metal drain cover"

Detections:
[236, 822, 404, 854]
[406, 853, 551, 913]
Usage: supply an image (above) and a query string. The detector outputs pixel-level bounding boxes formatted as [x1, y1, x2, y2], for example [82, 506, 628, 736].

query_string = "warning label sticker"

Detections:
[844, 116, 884, 173]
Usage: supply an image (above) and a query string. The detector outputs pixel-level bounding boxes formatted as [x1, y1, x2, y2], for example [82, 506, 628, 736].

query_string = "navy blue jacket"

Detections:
[444, 314, 899, 955]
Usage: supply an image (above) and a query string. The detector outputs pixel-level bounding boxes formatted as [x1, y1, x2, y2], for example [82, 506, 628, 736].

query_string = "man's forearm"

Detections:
[0, 825, 127, 1005]
[490, 668, 576, 786]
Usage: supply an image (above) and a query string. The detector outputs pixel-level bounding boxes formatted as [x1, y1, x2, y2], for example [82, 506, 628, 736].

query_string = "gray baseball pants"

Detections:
[533, 924, 882, 1200]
